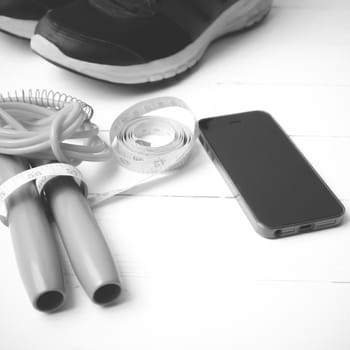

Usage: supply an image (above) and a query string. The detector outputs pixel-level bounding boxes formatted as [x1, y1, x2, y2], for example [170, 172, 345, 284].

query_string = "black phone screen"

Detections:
[199, 111, 344, 229]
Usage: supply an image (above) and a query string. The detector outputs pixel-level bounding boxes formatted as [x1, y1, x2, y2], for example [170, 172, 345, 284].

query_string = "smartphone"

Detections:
[199, 111, 345, 238]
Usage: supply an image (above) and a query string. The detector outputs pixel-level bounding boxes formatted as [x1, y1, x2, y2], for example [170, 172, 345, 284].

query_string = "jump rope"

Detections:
[0, 90, 198, 312]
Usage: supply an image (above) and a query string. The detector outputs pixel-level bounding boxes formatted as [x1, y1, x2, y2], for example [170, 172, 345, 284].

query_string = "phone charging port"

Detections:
[299, 224, 313, 233]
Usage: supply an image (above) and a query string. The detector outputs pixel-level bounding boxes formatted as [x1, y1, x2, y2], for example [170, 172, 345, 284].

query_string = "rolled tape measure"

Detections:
[0, 96, 198, 222]
[91, 96, 198, 207]
[110, 96, 198, 173]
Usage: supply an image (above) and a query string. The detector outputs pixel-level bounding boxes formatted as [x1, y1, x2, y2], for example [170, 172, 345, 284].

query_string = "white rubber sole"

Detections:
[0, 16, 37, 39]
[31, 0, 273, 84]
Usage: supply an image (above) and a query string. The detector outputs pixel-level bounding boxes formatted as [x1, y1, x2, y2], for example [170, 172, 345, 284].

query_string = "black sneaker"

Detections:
[0, 0, 73, 39]
[31, 0, 273, 84]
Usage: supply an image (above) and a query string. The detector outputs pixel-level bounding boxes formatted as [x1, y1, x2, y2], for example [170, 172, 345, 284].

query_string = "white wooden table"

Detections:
[0, 0, 349, 349]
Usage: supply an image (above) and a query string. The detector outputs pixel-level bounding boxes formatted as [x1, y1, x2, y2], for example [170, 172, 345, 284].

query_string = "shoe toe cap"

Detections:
[35, 8, 146, 66]
[33, 0, 191, 66]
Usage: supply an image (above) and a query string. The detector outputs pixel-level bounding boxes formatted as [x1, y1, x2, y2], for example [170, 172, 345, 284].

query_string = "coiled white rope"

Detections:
[0, 101, 112, 163]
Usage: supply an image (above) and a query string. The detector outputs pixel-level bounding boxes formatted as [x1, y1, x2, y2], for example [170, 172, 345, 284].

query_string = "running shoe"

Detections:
[0, 0, 73, 39]
[31, 0, 273, 84]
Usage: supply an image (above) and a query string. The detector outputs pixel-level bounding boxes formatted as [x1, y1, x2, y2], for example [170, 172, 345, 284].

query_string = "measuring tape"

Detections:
[110, 96, 198, 173]
[0, 96, 198, 223]
[0, 163, 86, 225]
[92, 96, 198, 206]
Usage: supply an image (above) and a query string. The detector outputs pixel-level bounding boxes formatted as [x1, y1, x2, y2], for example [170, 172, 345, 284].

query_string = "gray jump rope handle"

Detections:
[44, 176, 122, 304]
[0, 155, 65, 312]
